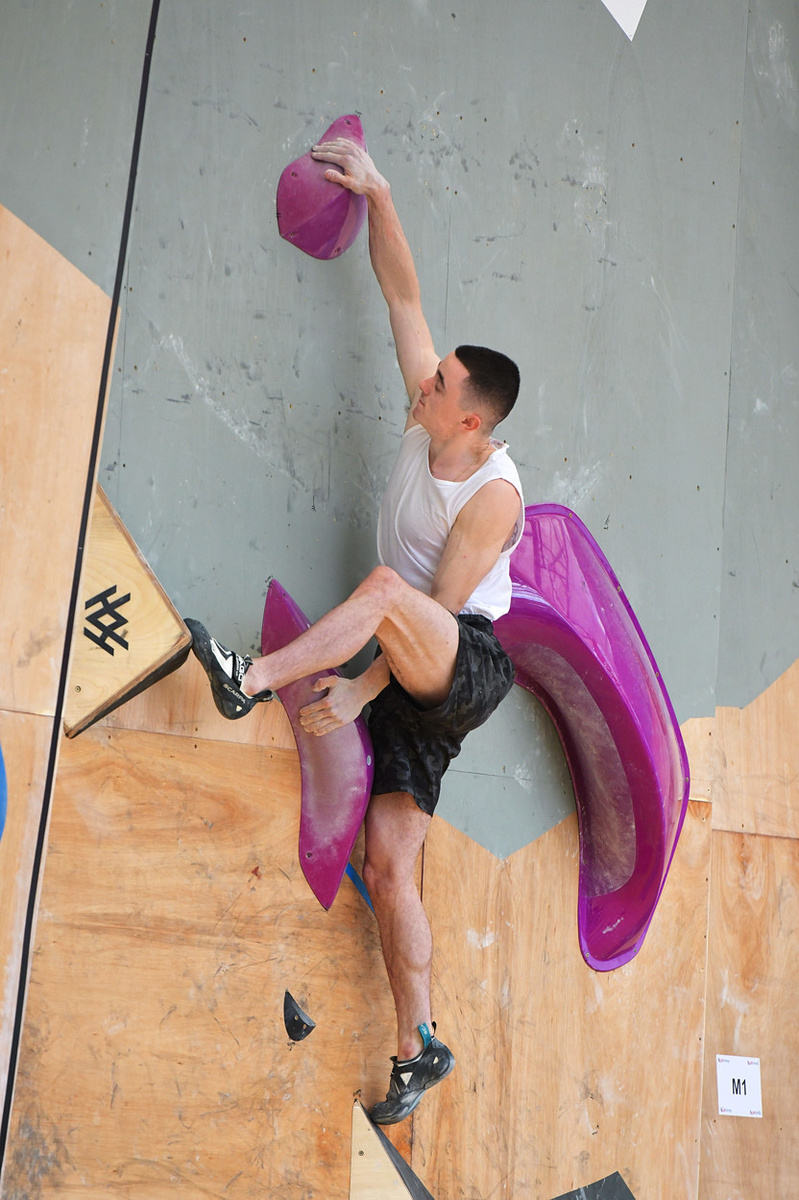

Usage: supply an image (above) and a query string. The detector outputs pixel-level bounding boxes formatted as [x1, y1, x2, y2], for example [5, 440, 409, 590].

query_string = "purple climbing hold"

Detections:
[495, 505, 690, 972]
[276, 114, 368, 260]
[261, 578, 373, 910]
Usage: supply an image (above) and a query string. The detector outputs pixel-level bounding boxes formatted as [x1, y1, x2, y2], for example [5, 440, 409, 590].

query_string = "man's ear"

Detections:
[461, 411, 482, 432]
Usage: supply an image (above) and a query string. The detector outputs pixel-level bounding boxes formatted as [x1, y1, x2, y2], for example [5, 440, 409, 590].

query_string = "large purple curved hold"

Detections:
[261, 578, 373, 910]
[495, 505, 690, 971]
[276, 114, 368, 260]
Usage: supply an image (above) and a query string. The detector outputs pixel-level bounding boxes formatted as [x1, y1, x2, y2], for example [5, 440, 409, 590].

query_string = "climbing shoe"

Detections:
[185, 618, 274, 719]
[370, 1023, 455, 1125]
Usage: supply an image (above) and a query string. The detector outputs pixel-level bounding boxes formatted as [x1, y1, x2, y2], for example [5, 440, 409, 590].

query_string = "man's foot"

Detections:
[185, 618, 274, 719]
[369, 1024, 455, 1125]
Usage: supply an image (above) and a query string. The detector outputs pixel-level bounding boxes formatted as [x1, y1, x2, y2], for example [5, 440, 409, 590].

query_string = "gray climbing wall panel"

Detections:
[0, 0, 153, 295]
[717, 0, 799, 708]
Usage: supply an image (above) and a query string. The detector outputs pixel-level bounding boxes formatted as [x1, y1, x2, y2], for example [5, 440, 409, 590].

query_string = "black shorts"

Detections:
[367, 614, 515, 816]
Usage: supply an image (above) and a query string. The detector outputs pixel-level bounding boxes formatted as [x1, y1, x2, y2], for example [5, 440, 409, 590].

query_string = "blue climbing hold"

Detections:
[0, 739, 6, 843]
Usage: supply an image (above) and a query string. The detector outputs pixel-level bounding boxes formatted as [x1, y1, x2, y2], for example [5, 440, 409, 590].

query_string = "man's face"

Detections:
[414, 351, 472, 435]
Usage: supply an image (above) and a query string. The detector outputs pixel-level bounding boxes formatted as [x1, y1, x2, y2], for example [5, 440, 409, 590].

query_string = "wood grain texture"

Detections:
[95, 651, 297, 753]
[0, 711, 54, 1096]
[0, 205, 110, 1118]
[350, 1101, 416, 1199]
[680, 716, 718, 804]
[699, 830, 799, 1199]
[0, 205, 110, 718]
[3, 725, 399, 1199]
[63, 486, 190, 737]
[3, 714, 714, 1199]
[9, 645, 796, 1197]
[680, 657, 799, 838]
[415, 802, 712, 1200]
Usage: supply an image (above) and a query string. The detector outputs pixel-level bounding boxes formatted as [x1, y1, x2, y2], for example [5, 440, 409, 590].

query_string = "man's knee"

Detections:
[363, 791, 428, 897]
[357, 564, 407, 608]
[362, 853, 389, 901]
[363, 815, 400, 898]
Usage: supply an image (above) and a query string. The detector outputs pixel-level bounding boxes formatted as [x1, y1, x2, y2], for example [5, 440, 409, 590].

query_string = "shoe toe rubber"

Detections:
[185, 618, 254, 720]
[369, 1040, 455, 1125]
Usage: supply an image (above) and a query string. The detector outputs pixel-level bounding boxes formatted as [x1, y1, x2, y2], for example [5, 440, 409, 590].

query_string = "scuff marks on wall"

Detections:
[549, 461, 605, 510]
[558, 119, 610, 237]
[151, 329, 392, 535]
[754, 20, 798, 128]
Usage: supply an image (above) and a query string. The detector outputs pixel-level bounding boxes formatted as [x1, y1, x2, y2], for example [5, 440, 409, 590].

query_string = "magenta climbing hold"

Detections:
[276, 114, 368, 260]
[495, 505, 690, 972]
[261, 577, 373, 910]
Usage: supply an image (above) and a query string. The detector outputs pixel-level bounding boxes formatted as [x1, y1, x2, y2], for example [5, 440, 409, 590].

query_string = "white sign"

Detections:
[716, 1055, 763, 1118]
[600, 0, 649, 41]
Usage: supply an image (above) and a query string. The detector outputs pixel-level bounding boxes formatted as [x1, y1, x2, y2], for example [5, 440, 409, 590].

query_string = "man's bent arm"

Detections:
[430, 480, 522, 617]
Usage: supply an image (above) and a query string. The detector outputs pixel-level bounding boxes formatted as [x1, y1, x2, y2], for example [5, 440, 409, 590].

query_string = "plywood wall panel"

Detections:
[0, 205, 110, 718]
[3, 726, 397, 1199]
[681, 716, 718, 804]
[699, 830, 799, 1199]
[0, 208, 111, 1118]
[416, 802, 712, 1200]
[63, 486, 191, 737]
[96, 654, 296, 753]
[5, 719, 714, 1200]
[0, 711, 54, 1097]
[680, 658, 799, 839]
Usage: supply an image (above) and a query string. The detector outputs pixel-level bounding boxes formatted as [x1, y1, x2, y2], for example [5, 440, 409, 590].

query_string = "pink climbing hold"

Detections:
[261, 578, 373, 910]
[495, 505, 690, 972]
[276, 114, 368, 260]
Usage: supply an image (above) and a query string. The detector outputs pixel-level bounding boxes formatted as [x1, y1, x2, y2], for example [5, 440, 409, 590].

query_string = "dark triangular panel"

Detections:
[552, 1171, 636, 1200]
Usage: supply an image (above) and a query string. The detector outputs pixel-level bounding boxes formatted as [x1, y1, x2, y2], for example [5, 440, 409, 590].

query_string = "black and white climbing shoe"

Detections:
[370, 1023, 455, 1125]
[185, 618, 274, 719]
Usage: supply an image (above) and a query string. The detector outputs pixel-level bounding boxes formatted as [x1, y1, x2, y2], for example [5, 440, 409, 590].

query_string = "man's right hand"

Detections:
[298, 674, 366, 736]
[298, 654, 390, 737]
[311, 138, 388, 197]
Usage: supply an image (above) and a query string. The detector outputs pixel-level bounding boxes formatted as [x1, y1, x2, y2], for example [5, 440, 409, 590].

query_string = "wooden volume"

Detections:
[63, 485, 190, 737]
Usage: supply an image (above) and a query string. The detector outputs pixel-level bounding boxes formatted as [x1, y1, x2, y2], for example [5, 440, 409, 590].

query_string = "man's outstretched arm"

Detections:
[311, 138, 438, 407]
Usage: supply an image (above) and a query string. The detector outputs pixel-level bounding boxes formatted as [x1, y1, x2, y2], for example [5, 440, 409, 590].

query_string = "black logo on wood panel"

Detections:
[84, 586, 130, 655]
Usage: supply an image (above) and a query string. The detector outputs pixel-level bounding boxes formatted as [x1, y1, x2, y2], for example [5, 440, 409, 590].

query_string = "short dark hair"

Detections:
[455, 344, 520, 428]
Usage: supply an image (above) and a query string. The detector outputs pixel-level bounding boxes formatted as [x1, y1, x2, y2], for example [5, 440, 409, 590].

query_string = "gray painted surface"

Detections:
[1, 0, 796, 857]
[0, 0, 153, 295]
[717, 0, 799, 707]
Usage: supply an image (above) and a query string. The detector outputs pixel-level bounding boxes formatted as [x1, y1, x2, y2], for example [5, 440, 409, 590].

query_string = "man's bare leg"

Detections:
[363, 791, 433, 1060]
[243, 565, 459, 706]
[364, 790, 455, 1124]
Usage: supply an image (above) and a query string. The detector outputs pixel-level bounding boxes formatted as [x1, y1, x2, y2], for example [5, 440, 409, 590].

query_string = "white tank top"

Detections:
[377, 424, 524, 620]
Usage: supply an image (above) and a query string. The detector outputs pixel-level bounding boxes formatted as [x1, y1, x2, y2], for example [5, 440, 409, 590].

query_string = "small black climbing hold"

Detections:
[283, 990, 316, 1041]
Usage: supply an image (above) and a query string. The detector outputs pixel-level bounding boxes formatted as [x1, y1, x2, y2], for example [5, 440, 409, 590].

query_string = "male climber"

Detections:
[186, 137, 524, 1124]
